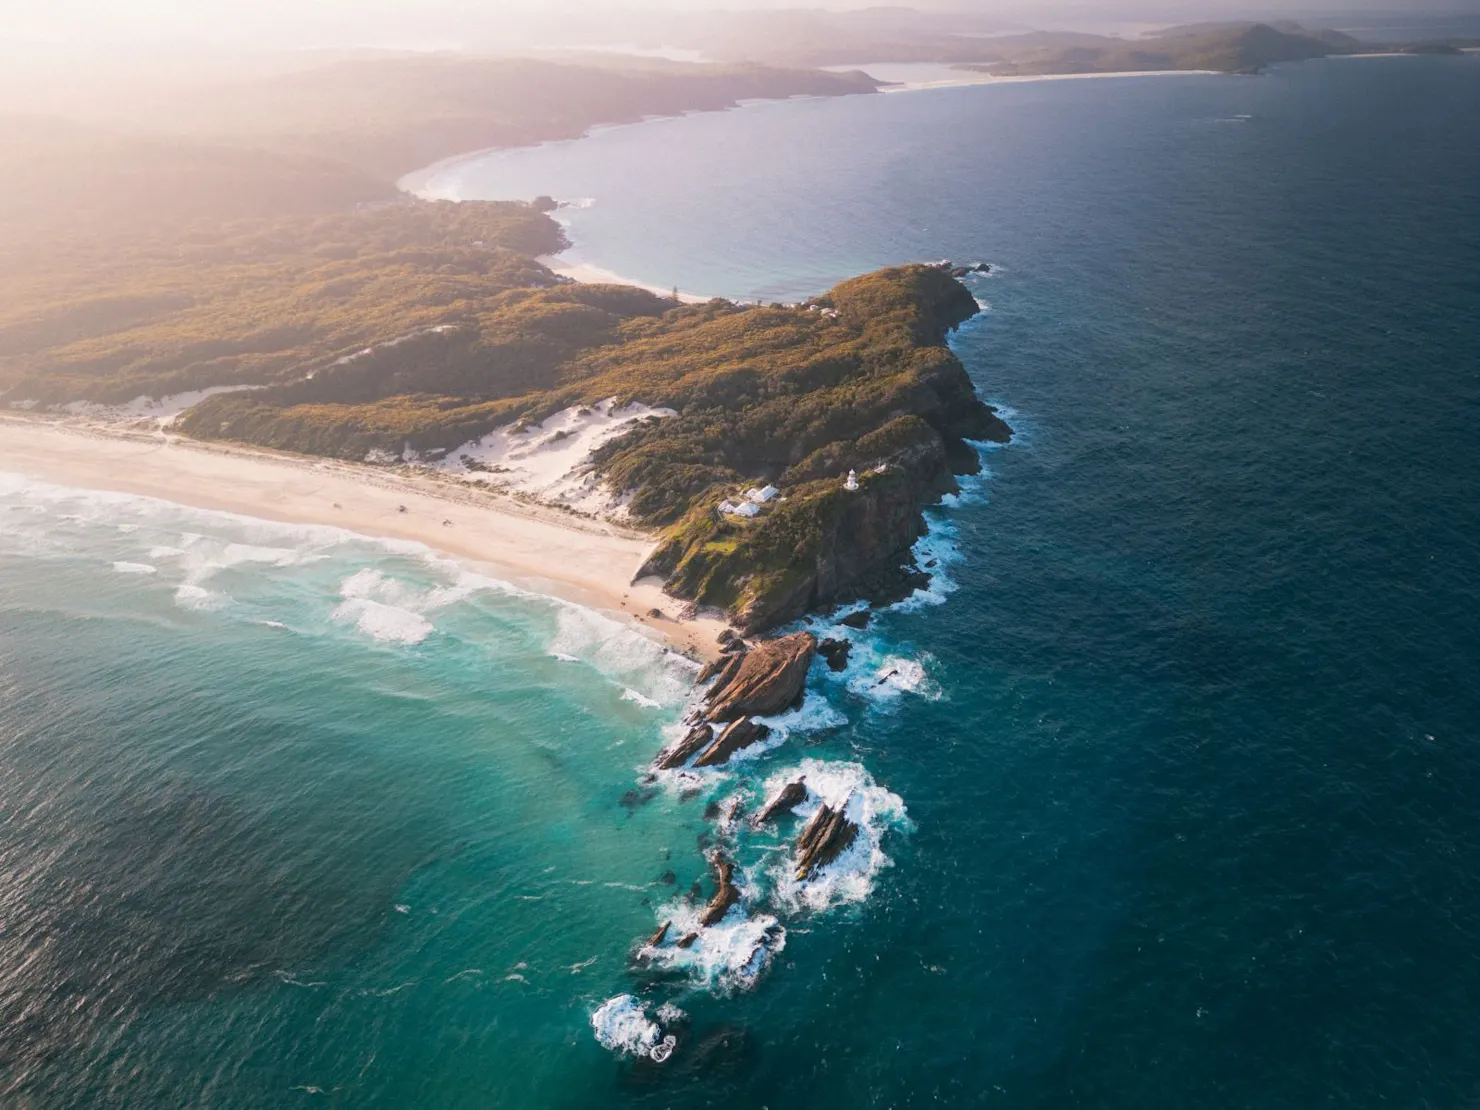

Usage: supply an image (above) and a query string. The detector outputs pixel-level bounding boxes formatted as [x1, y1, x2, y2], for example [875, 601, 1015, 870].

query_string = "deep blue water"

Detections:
[5, 54, 1480, 1106]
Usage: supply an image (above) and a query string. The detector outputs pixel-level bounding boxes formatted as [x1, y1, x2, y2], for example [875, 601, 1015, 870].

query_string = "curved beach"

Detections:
[0, 414, 728, 660]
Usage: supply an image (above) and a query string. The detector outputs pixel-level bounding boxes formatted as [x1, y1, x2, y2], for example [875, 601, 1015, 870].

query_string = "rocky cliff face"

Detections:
[634, 265, 1011, 633]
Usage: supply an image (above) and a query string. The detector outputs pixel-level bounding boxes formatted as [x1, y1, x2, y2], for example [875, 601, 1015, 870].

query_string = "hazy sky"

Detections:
[4, 0, 1477, 48]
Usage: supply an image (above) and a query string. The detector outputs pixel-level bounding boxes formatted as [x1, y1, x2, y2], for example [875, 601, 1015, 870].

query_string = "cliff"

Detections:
[627, 265, 1010, 630]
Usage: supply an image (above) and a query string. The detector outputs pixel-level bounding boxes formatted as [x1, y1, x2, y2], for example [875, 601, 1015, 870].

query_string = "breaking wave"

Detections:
[591, 995, 679, 1060]
[635, 898, 786, 995]
[762, 759, 912, 913]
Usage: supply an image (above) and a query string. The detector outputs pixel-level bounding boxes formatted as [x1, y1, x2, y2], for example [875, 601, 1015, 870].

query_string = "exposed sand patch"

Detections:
[432, 398, 677, 516]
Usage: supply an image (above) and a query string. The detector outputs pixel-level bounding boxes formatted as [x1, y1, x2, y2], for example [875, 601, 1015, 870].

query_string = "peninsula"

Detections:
[0, 52, 1006, 647]
[2, 194, 1007, 638]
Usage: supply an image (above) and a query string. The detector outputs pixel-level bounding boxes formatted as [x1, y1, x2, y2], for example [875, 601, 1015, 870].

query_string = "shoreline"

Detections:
[401, 63, 1229, 195]
[0, 414, 729, 662]
[871, 64, 1222, 94]
[400, 63, 1226, 300]
[534, 255, 715, 303]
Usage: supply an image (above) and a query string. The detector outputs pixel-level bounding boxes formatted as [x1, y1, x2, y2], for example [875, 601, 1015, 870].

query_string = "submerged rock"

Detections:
[655, 724, 713, 770]
[699, 854, 741, 927]
[794, 800, 860, 882]
[694, 717, 770, 768]
[704, 633, 816, 722]
[817, 638, 851, 672]
[756, 778, 808, 825]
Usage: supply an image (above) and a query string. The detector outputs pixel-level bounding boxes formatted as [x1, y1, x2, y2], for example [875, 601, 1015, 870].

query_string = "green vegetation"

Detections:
[0, 202, 562, 404]
[0, 117, 398, 240]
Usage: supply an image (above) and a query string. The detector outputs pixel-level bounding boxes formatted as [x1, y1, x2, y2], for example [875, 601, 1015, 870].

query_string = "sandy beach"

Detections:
[0, 414, 728, 660]
[535, 256, 714, 303]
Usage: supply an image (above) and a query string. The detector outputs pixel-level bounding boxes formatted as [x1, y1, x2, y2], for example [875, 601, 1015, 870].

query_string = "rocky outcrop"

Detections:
[696, 655, 731, 685]
[646, 921, 671, 948]
[693, 717, 770, 768]
[756, 778, 808, 825]
[655, 724, 713, 770]
[840, 609, 871, 630]
[704, 633, 816, 722]
[699, 854, 741, 927]
[817, 638, 851, 672]
[794, 800, 860, 882]
[700, 651, 746, 700]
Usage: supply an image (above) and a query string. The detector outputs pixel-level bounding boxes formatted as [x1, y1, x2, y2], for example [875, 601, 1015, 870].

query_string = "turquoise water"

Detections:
[5, 53, 1480, 1105]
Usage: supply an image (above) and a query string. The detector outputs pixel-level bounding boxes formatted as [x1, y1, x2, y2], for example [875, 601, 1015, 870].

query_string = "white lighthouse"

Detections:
[844, 469, 859, 491]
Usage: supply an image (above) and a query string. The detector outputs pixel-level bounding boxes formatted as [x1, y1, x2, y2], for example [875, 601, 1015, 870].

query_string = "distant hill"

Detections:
[957, 22, 1362, 78]
[1144, 20, 1362, 50]
[0, 116, 397, 238]
[132, 56, 881, 181]
[0, 56, 879, 237]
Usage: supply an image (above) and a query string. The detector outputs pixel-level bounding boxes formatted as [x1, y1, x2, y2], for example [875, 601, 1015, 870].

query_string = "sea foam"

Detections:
[763, 759, 912, 913]
[591, 994, 666, 1058]
[637, 898, 786, 994]
[547, 604, 698, 708]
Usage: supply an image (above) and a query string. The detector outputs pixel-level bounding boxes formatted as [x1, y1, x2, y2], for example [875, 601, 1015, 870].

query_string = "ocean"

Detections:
[4, 53, 1479, 1106]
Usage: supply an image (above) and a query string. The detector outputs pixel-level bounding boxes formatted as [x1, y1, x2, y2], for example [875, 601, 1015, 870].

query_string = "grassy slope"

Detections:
[0, 202, 563, 404]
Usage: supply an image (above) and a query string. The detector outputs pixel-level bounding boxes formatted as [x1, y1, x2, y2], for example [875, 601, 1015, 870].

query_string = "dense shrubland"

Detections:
[0, 202, 563, 404]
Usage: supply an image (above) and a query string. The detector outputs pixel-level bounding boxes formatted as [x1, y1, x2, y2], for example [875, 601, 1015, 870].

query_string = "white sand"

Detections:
[535, 256, 713, 304]
[0, 414, 729, 661]
[432, 398, 676, 515]
[59, 385, 264, 426]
